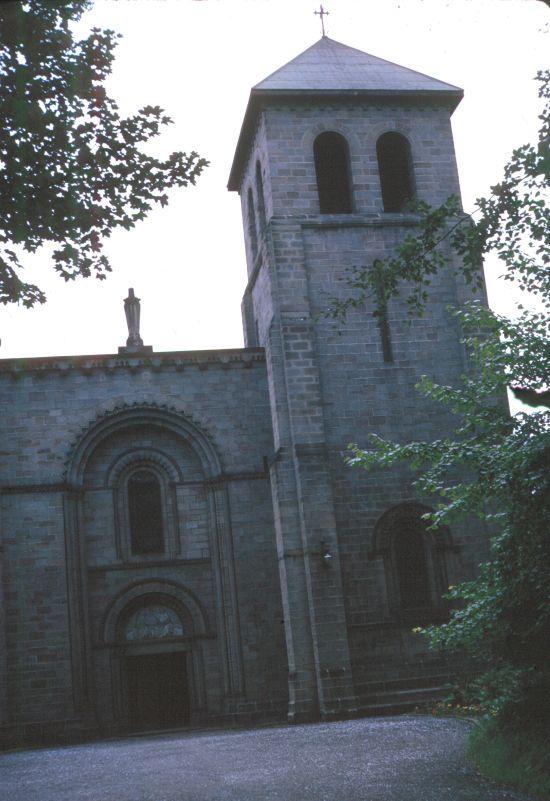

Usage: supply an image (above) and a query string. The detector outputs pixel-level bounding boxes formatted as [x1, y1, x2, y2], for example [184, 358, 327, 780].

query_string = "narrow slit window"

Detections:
[376, 301, 393, 363]
[247, 188, 258, 260]
[128, 469, 164, 555]
[372, 261, 394, 363]
[314, 132, 353, 214]
[376, 132, 414, 212]
[255, 161, 267, 233]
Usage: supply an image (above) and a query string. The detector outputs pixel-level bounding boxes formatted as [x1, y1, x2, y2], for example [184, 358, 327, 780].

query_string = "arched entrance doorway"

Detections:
[104, 586, 209, 733]
[121, 605, 190, 730]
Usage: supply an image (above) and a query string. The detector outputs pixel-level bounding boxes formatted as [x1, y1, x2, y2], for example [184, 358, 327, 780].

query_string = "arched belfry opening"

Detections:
[376, 131, 414, 212]
[313, 131, 353, 214]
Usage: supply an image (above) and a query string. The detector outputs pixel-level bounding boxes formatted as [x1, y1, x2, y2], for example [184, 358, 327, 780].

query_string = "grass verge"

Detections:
[468, 717, 550, 800]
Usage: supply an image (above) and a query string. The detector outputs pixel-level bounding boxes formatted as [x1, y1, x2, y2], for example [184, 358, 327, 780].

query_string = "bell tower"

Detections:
[229, 36, 481, 721]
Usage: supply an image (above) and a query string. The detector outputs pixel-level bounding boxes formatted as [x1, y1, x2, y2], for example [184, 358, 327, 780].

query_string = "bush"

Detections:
[468, 718, 550, 800]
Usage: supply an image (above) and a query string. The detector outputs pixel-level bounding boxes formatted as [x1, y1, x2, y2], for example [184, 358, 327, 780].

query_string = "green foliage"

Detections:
[325, 195, 479, 320]
[468, 718, 550, 799]
[349, 304, 550, 722]
[344, 70, 550, 725]
[326, 70, 549, 322]
[0, 1, 208, 306]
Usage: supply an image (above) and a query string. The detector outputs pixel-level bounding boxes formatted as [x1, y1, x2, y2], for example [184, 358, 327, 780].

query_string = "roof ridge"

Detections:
[252, 37, 322, 90]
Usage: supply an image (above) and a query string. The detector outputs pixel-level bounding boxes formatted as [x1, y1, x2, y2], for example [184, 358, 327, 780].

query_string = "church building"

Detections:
[0, 36, 489, 747]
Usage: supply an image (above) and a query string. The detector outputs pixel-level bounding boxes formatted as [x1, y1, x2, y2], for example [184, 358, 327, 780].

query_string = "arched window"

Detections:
[247, 187, 258, 260]
[372, 503, 452, 624]
[376, 132, 414, 212]
[128, 469, 164, 555]
[255, 161, 267, 233]
[313, 132, 353, 214]
[392, 519, 432, 612]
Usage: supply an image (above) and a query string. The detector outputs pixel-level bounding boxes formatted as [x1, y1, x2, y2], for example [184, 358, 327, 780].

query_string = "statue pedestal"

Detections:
[118, 344, 153, 355]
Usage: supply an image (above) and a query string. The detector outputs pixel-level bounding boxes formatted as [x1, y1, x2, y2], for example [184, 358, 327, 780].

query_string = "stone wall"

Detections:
[0, 349, 288, 746]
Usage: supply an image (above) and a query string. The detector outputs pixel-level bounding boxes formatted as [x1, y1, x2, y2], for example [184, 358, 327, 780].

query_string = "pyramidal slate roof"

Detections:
[228, 37, 462, 191]
[254, 36, 461, 94]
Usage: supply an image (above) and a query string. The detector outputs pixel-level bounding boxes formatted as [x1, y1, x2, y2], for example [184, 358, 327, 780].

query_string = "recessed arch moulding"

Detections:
[65, 403, 223, 486]
[62, 404, 245, 731]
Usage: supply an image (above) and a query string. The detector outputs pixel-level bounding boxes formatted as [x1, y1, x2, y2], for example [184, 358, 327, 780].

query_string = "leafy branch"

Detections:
[0, 1, 208, 306]
[325, 70, 549, 324]
[344, 70, 550, 723]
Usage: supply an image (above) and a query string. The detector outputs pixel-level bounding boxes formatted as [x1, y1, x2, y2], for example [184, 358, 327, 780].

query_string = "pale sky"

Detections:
[1, 0, 547, 359]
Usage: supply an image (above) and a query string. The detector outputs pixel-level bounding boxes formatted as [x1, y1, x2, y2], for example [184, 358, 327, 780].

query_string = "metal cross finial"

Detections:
[314, 4, 329, 37]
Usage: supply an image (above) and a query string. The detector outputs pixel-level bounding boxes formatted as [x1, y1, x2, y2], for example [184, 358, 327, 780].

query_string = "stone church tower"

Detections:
[0, 36, 489, 748]
[229, 36, 484, 721]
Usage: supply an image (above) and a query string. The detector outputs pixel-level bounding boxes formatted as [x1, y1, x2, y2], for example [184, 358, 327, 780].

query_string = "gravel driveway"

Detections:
[0, 715, 538, 801]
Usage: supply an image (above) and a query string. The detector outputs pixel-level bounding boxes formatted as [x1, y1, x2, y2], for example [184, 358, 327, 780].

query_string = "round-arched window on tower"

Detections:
[376, 132, 415, 212]
[372, 502, 453, 624]
[392, 521, 431, 612]
[127, 469, 164, 555]
[313, 132, 353, 214]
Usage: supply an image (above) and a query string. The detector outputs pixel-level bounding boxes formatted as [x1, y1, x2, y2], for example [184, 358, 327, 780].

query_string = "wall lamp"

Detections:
[321, 541, 333, 567]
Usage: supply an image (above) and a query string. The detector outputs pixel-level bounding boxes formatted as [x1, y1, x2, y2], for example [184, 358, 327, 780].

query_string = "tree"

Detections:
[0, 1, 207, 307]
[334, 71, 550, 724]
